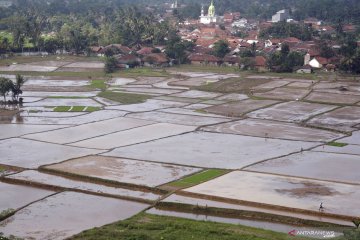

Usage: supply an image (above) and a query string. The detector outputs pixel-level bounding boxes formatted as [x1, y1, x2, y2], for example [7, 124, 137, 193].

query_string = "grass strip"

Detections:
[53, 106, 71, 112]
[69, 212, 313, 240]
[84, 106, 101, 112]
[70, 106, 86, 112]
[169, 169, 227, 188]
[98, 91, 151, 104]
[326, 142, 348, 147]
[89, 79, 107, 90]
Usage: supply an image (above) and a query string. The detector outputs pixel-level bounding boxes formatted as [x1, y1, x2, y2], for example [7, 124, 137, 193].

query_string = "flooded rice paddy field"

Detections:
[1, 69, 360, 238]
[183, 171, 360, 218]
[0, 192, 149, 240]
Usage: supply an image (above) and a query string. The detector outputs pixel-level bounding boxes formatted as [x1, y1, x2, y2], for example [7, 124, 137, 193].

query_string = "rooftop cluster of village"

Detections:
[1, 0, 359, 74]
[85, 0, 359, 74]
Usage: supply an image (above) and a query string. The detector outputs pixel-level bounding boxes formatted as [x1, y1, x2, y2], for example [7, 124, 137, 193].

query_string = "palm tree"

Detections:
[0, 77, 14, 102]
[11, 74, 25, 101]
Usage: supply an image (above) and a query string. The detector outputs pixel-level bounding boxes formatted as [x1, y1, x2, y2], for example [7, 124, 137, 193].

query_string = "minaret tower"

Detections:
[201, 4, 204, 17]
[208, 0, 215, 17]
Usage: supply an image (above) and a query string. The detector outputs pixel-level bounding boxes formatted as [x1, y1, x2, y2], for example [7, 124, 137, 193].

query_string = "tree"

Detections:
[104, 56, 118, 73]
[240, 49, 255, 58]
[240, 57, 255, 70]
[259, 22, 313, 41]
[165, 34, 194, 64]
[281, 52, 304, 72]
[212, 40, 230, 58]
[339, 48, 360, 74]
[281, 43, 290, 57]
[267, 49, 304, 73]
[42, 38, 61, 54]
[0, 37, 10, 53]
[0, 78, 14, 102]
[318, 41, 335, 59]
[339, 37, 358, 58]
[179, 2, 201, 19]
[11, 74, 24, 101]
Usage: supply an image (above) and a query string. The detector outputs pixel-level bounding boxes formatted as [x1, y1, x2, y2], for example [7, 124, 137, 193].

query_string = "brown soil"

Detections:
[0, 109, 19, 116]
[276, 182, 340, 198]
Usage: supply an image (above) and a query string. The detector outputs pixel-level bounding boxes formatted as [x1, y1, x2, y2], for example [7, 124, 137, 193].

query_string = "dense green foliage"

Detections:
[0, 74, 24, 102]
[259, 22, 313, 41]
[212, 40, 230, 58]
[267, 44, 304, 72]
[104, 56, 118, 73]
[197, 0, 360, 23]
[165, 32, 195, 64]
[0, 3, 176, 53]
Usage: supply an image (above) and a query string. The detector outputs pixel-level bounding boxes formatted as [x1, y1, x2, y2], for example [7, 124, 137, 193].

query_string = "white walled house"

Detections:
[309, 58, 322, 68]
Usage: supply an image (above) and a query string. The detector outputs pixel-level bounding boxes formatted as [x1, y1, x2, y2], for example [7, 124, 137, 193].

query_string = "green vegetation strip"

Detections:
[85, 106, 101, 112]
[53, 106, 101, 112]
[71, 106, 86, 112]
[169, 169, 227, 188]
[326, 142, 348, 147]
[120, 67, 169, 77]
[98, 91, 151, 104]
[53, 106, 71, 112]
[89, 80, 107, 90]
[68, 213, 312, 240]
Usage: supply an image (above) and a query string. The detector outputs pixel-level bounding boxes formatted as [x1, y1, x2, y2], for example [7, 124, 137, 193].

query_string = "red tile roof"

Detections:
[223, 55, 240, 64]
[143, 53, 169, 64]
[255, 56, 266, 67]
[137, 47, 154, 55]
[189, 53, 220, 62]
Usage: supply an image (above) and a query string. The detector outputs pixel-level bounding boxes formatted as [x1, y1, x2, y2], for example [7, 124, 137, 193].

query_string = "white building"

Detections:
[232, 18, 248, 28]
[200, 0, 221, 24]
[171, 0, 178, 9]
[309, 58, 323, 69]
[272, 9, 290, 23]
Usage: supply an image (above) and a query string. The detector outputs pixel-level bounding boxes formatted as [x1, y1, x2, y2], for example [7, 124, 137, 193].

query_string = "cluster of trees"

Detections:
[267, 44, 304, 72]
[179, 0, 360, 23]
[165, 32, 195, 64]
[0, 75, 24, 103]
[259, 21, 313, 41]
[339, 37, 360, 74]
[212, 40, 230, 58]
[0, 2, 176, 54]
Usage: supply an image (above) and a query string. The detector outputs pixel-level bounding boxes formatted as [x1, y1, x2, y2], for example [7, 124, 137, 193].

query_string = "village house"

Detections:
[137, 47, 154, 56]
[255, 56, 267, 71]
[101, 44, 132, 55]
[223, 55, 240, 67]
[116, 54, 141, 68]
[304, 17, 323, 26]
[232, 18, 248, 28]
[309, 57, 327, 69]
[272, 9, 290, 23]
[142, 53, 170, 67]
[188, 53, 221, 66]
